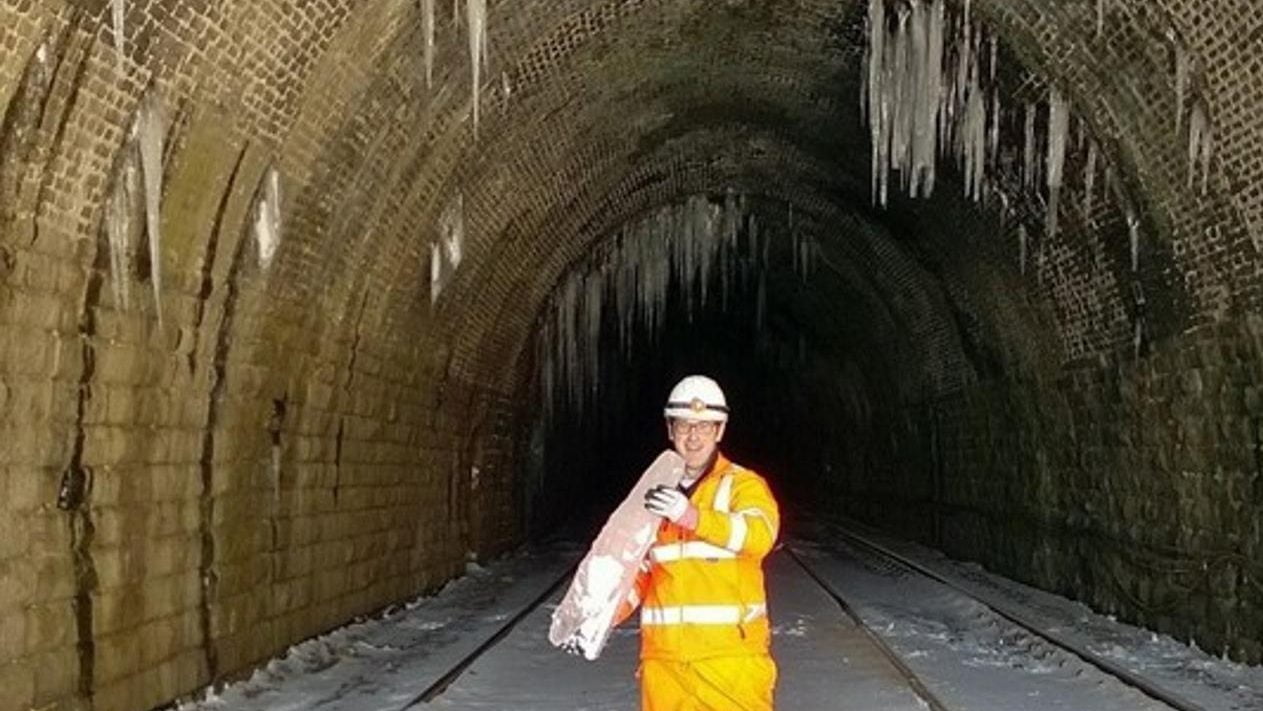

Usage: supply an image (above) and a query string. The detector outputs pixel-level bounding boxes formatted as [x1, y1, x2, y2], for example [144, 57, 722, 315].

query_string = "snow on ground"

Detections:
[178, 545, 580, 711]
[177, 531, 1263, 710]
[812, 522, 1263, 711]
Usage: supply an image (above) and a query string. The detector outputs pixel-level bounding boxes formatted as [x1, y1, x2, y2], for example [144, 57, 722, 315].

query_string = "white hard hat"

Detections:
[663, 375, 729, 422]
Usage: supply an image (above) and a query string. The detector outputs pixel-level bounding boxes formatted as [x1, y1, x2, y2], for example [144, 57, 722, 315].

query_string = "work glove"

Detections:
[644, 485, 695, 525]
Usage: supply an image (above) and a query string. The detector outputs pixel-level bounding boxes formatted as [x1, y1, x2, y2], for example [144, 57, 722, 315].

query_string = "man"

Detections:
[616, 375, 781, 711]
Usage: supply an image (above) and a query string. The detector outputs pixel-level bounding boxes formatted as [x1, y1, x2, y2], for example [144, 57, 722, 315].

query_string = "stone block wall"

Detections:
[2, 0, 1262, 709]
[835, 316, 1263, 662]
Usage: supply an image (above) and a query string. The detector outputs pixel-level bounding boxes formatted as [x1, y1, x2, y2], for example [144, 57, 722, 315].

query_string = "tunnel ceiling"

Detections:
[3, 0, 1259, 410]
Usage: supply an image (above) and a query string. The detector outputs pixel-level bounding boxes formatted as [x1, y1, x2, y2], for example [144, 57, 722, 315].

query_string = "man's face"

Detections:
[667, 417, 726, 472]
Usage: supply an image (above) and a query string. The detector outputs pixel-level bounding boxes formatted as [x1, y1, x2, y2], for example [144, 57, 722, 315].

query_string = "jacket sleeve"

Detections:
[613, 559, 651, 626]
[692, 473, 780, 559]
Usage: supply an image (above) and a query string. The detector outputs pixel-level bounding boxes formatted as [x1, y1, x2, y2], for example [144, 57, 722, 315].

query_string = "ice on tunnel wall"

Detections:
[1187, 101, 1213, 196]
[422, 0, 435, 89]
[1045, 87, 1069, 241]
[112, 0, 126, 70]
[467, 0, 486, 132]
[107, 146, 138, 310]
[429, 193, 465, 304]
[137, 89, 165, 324]
[1173, 42, 1189, 134]
[254, 167, 283, 269]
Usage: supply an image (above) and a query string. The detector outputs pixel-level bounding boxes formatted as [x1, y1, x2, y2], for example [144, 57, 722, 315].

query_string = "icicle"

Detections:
[914, 0, 944, 197]
[1022, 101, 1037, 191]
[1173, 43, 1189, 134]
[466, 0, 486, 133]
[1126, 209, 1140, 272]
[890, 8, 912, 188]
[1096, 0, 1105, 37]
[987, 90, 1000, 169]
[107, 154, 137, 309]
[1133, 318, 1143, 359]
[1188, 102, 1213, 195]
[441, 193, 464, 269]
[137, 89, 164, 324]
[1045, 86, 1069, 240]
[1018, 224, 1028, 274]
[866, 0, 886, 205]
[1083, 141, 1098, 220]
[429, 242, 443, 304]
[422, 0, 435, 89]
[254, 167, 282, 268]
[988, 35, 997, 82]
[112, 0, 126, 70]
[963, 48, 986, 201]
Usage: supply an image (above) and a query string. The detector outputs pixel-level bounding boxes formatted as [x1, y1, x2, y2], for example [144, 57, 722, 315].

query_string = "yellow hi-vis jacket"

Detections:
[617, 453, 781, 661]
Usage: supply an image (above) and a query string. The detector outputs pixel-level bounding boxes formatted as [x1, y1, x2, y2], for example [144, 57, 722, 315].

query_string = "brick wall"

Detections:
[1, 0, 1262, 709]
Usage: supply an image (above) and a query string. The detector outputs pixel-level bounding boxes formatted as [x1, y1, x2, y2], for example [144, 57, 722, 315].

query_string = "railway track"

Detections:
[790, 522, 1207, 711]
[406, 528, 1206, 710]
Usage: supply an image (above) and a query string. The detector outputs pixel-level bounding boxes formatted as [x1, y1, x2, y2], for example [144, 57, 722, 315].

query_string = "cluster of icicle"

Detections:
[862, 0, 1071, 223]
[106, 88, 165, 321]
[535, 194, 817, 418]
[430, 193, 465, 304]
[864, 1, 1214, 249]
[419, 0, 488, 133]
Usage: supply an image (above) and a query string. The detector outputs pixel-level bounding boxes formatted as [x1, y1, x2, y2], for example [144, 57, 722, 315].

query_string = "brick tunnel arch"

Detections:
[1, 1, 1260, 709]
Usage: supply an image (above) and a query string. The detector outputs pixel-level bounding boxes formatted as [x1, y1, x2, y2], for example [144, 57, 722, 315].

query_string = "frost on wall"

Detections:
[254, 167, 283, 268]
[137, 89, 165, 323]
[430, 193, 465, 304]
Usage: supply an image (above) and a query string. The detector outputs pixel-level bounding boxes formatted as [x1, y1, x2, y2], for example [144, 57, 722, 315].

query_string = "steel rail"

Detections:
[399, 561, 578, 708]
[784, 545, 956, 711]
[821, 521, 1206, 711]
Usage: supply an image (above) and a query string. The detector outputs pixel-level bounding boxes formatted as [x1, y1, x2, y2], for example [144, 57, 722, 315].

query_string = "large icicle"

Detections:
[422, 0, 435, 88]
[430, 193, 465, 304]
[112, 0, 126, 70]
[1173, 42, 1189, 134]
[137, 89, 165, 324]
[1188, 101, 1213, 195]
[466, 0, 486, 133]
[866, 0, 886, 205]
[1045, 86, 1069, 240]
[107, 152, 138, 309]
[254, 167, 282, 268]
[962, 42, 986, 201]
[1096, 0, 1106, 37]
[1022, 101, 1037, 191]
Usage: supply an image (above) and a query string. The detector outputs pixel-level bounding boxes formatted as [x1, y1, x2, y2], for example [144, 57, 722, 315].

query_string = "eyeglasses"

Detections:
[671, 420, 719, 436]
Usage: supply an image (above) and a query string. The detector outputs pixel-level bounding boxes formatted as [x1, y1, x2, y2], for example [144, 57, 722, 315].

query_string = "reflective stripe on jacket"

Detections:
[620, 453, 780, 661]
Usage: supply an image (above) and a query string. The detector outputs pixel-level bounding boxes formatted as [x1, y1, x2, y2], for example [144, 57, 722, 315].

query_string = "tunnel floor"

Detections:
[180, 530, 1262, 711]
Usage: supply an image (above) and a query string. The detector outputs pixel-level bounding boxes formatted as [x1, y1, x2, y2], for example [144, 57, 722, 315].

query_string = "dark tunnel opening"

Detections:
[519, 192, 973, 546]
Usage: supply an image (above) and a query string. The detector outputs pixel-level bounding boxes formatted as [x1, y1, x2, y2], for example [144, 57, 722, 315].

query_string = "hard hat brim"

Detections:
[663, 407, 728, 422]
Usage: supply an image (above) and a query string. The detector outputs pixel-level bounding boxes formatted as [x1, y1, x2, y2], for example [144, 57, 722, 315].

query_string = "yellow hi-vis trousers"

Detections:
[641, 655, 777, 711]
